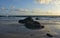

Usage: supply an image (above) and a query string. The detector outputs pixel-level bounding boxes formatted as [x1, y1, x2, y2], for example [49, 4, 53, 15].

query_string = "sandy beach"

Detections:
[0, 19, 59, 38]
[0, 22, 47, 38]
[0, 17, 60, 38]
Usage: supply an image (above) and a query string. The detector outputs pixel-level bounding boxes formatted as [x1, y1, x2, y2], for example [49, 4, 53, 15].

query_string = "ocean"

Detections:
[0, 16, 60, 38]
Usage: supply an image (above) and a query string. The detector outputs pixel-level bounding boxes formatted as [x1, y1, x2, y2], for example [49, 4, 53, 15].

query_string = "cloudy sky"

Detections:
[0, 0, 60, 15]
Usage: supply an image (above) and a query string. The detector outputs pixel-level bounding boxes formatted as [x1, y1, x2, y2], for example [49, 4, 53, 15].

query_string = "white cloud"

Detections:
[35, 0, 60, 5]
[0, 7, 8, 11]
[0, 7, 60, 15]
[53, 0, 60, 7]
[12, 9, 29, 12]
[10, 6, 15, 10]
[35, 0, 52, 4]
[32, 9, 44, 13]
[54, 0, 60, 4]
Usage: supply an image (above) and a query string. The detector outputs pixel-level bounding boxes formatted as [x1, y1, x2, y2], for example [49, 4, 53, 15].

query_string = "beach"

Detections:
[0, 17, 60, 38]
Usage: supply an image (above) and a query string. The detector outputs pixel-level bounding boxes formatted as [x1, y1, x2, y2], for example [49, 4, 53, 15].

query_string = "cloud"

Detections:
[0, 7, 8, 11]
[0, 7, 60, 15]
[10, 6, 15, 10]
[35, 0, 52, 4]
[32, 9, 44, 13]
[53, 0, 60, 7]
[12, 9, 29, 12]
[10, 5, 29, 12]
[0, 6, 29, 13]
[35, 0, 60, 5]
[54, 0, 60, 4]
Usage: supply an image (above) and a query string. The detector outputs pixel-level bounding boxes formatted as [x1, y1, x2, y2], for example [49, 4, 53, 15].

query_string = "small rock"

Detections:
[18, 20, 26, 23]
[36, 17, 40, 20]
[46, 33, 54, 37]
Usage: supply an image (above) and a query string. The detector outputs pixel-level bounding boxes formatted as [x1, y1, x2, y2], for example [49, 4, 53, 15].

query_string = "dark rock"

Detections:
[24, 16, 33, 21]
[36, 17, 40, 20]
[30, 34, 34, 36]
[18, 17, 44, 30]
[18, 20, 26, 23]
[41, 26, 44, 28]
[46, 33, 54, 37]
[24, 21, 44, 29]
[18, 17, 33, 23]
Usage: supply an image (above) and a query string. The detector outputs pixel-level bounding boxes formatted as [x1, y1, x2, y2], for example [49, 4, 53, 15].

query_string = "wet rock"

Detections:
[24, 16, 33, 21]
[41, 26, 44, 28]
[18, 19, 25, 24]
[46, 33, 54, 37]
[24, 21, 44, 29]
[36, 17, 40, 20]
[19, 20, 26, 23]
[18, 17, 33, 23]
[18, 17, 44, 29]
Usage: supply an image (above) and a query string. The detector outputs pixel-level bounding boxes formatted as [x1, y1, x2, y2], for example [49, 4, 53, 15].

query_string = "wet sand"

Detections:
[0, 22, 48, 38]
[0, 20, 59, 38]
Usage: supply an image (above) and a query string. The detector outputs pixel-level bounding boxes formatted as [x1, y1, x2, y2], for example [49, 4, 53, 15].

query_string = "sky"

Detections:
[0, 0, 60, 15]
